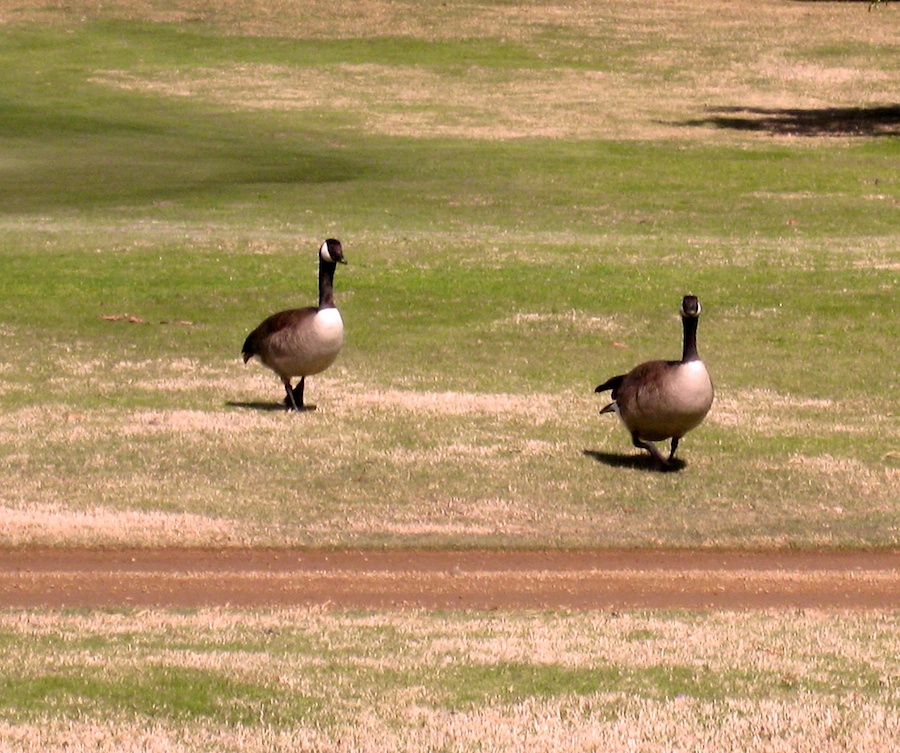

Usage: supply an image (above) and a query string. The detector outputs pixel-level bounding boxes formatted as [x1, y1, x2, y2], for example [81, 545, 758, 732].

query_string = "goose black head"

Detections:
[320, 238, 347, 265]
[680, 295, 701, 318]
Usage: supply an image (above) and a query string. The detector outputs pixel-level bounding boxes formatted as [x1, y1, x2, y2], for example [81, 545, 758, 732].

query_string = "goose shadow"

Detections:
[225, 400, 290, 413]
[582, 449, 686, 473]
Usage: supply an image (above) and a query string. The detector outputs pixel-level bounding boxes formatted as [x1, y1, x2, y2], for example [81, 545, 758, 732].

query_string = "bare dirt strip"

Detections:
[1, 548, 898, 610]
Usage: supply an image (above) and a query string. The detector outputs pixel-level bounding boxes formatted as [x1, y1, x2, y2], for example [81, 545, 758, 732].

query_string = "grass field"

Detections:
[0, 0, 898, 749]
[0, 0, 897, 549]
[0, 609, 897, 752]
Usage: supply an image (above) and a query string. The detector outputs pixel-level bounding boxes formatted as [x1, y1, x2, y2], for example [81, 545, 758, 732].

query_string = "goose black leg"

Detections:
[282, 378, 300, 411]
[631, 432, 671, 469]
[668, 437, 680, 462]
[291, 376, 316, 412]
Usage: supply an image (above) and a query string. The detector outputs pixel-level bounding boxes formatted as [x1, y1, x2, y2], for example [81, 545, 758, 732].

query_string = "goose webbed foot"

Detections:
[282, 377, 316, 412]
[632, 433, 677, 471]
[282, 380, 300, 411]
[667, 437, 680, 463]
[283, 396, 317, 411]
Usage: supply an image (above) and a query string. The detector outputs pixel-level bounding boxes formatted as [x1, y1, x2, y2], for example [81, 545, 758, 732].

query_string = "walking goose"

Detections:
[242, 238, 346, 411]
[595, 295, 713, 468]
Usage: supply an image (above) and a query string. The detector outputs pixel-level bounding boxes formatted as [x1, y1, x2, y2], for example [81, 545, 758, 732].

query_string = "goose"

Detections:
[595, 295, 713, 468]
[242, 238, 346, 411]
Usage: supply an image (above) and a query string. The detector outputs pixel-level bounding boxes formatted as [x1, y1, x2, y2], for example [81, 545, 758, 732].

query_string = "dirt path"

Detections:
[0, 548, 897, 610]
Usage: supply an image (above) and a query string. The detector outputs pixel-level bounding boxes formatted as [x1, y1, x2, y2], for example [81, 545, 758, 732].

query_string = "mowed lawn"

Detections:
[0, 1, 898, 750]
[0, 0, 896, 549]
[0, 609, 897, 752]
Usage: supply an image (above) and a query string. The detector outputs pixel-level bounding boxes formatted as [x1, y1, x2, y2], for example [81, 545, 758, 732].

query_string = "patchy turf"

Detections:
[0, 6, 897, 548]
[0, 606, 897, 752]
[1, 2, 898, 750]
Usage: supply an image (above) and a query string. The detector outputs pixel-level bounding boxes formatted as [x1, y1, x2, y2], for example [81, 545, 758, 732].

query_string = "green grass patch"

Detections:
[0, 667, 316, 725]
[0, 609, 896, 748]
[429, 661, 762, 707]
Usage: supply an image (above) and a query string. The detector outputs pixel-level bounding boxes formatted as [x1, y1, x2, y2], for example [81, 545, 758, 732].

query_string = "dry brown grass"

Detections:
[8, 0, 896, 142]
[0, 503, 245, 547]
[0, 609, 896, 752]
[1, 377, 896, 548]
[0, 379, 584, 546]
[0, 4, 896, 751]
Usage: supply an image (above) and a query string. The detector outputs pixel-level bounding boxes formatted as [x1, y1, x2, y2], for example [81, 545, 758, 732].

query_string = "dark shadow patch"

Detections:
[225, 400, 289, 413]
[583, 449, 686, 473]
[670, 105, 900, 137]
[788, 0, 891, 4]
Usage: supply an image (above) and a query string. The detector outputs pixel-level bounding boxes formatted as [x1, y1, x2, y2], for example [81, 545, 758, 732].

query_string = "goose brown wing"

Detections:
[242, 307, 317, 362]
[614, 360, 678, 406]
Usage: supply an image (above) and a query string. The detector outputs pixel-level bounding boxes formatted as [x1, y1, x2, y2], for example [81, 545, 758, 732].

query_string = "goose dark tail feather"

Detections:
[241, 333, 258, 364]
[594, 374, 624, 395]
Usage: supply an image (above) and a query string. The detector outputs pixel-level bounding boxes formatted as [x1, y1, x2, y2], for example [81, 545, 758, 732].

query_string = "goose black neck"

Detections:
[681, 314, 700, 362]
[318, 258, 338, 309]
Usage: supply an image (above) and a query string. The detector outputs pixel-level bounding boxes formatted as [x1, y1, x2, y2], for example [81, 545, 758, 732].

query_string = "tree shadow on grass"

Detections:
[789, 0, 891, 4]
[672, 105, 900, 137]
[583, 449, 686, 474]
